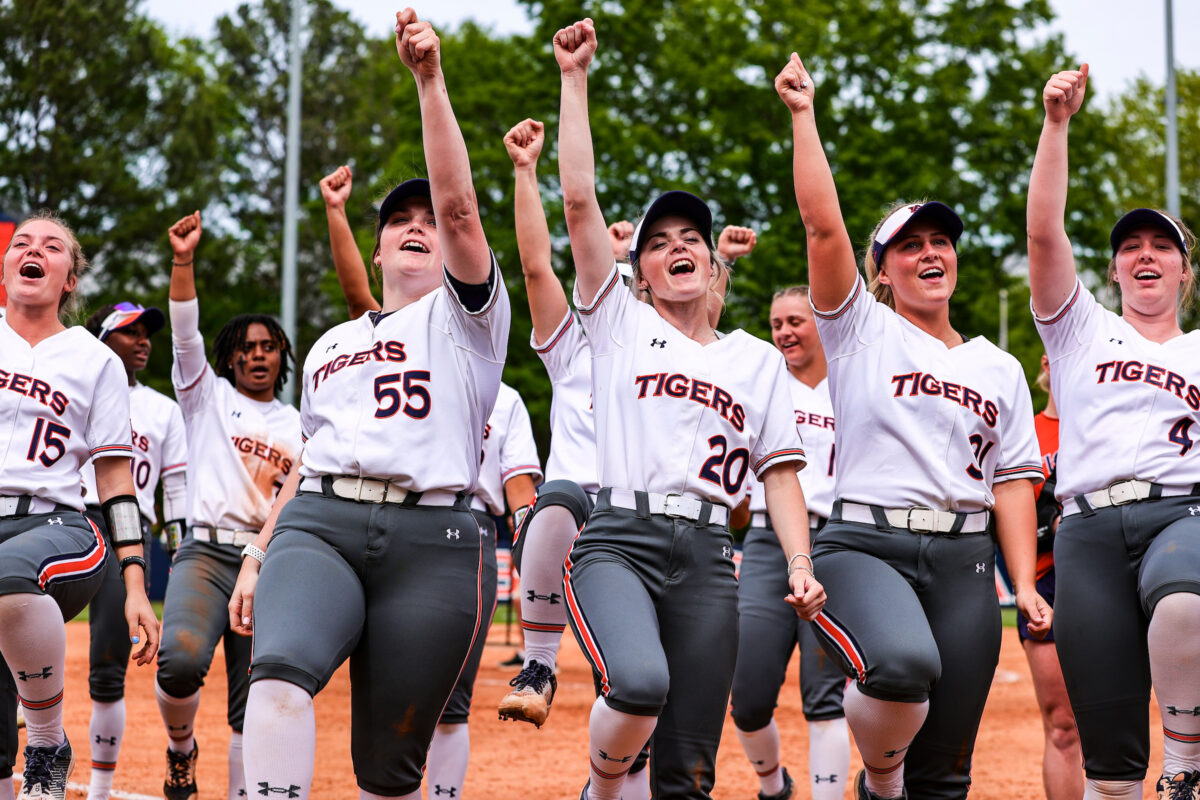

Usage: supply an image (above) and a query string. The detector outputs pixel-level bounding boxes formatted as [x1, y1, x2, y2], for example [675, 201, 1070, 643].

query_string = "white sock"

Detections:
[228, 731, 246, 800]
[621, 766, 651, 800]
[586, 697, 657, 800]
[0, 593, 66, 748]
[1083, 779, 1141, 799]
[243, 680, 315, 800]
[518, 506, 578, 671]
[808, 718, 850, 800]
[88, 699, 126, 800]
[155, 681, 200, 753]
[843, 682, 927, 799]
[426, 723, 470, 800]
[735, 720, 784, 795]
[0, 776, 14, 799]
[1150, 592, 1200, 775]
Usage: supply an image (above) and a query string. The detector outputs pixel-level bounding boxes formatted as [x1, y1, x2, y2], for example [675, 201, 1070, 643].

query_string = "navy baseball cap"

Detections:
[871, 201, 964, 266]
[628, 191, 714, 265]
[98, 302, 165, 341]
[1109, 208, 1188, 257]
[377, 178, 432, 232]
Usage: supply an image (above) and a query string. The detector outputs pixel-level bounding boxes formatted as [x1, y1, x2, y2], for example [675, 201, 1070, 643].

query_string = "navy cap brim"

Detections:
[629, 191, 714, 265]
[1109, 208, 1187, 256]
[872, 201, 964, 264]
[377, 179, 432, 231]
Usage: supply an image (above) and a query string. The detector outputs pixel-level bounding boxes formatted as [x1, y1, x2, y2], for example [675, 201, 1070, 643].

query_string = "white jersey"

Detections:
[0, 321, 131, 511]
[750, 376, 835, 519]
[532, 311, 600, 493]
[170, 299, 301, 531]
[1036, 279, 1200, 499]
[474, 383, 543, 515]
[299, 264, 510, 492]
[82, 382, 188, 524]
[576, 265, 806, 508]
[814, 276, 1042, 512]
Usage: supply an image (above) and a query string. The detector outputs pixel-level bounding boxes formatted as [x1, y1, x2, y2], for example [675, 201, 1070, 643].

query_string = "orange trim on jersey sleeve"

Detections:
[178, 363, 209, 393]
[811, 277, 862, 321]
[577, 270, 621, 316]
[752, 448, 806, 474]
[89, 444, 133, 458]
[1035, 281, 1081, 325]
[533, 313, 575, 354]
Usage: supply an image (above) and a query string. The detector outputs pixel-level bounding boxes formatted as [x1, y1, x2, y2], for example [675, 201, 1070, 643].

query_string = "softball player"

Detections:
[731, 285, 849, 800]
[228, 11, 509, 799]
[77, 302, 187, 800]
[776, 54, 1048, 800]
[158, 211, 300, 800]
[0, 212, 159, 800]
[556, 21, 823, 800]
[1028, 65, 1200, 800]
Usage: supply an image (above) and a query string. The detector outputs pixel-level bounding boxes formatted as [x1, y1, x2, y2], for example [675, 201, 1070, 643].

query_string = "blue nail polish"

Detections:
[131, 636, 140, 644]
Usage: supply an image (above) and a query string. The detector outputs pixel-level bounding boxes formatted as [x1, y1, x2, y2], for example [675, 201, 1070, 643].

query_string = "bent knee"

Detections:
[607, 668, 670, 715]
[863, 647, 940, 701]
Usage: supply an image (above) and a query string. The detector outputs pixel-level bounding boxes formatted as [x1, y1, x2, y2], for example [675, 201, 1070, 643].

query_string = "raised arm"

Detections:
[168, 212, 202, 303]
[774, 55, 858, 311]
[167, 212, 209, 385]
[321, 165, 380, 318]
[504, 119, 569, 342]
[555, 19, 616, 305]
[717, 225, 757, 264]
[1028, 65, 1089, 318]
[609, 221, 634, 263]
[395, 8, 490, 284]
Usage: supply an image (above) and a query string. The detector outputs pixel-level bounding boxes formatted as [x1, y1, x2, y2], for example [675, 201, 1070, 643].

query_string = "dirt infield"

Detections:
[33, 620, 1162, 799]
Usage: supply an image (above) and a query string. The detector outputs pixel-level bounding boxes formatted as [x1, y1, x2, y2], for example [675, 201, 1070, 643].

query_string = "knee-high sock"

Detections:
[586, 698, 657, 800]
[243, 680, 315, 800]
[228, 731, 246, 800]
[808, 718, 850, 800]
[1082, 779, 1141, 799]
[735, 719, 784, 795]
[426, 723, 470, 800]
[1150, 592, 1200, 776]
[1, 776, 14, 799]
[621, 765, 651, 800]
[518, 506, 578, 671]
[0, 593, 66, 748]
[155, 681, 200, 753]
[88, 699, 126, 800]
[843, 682, 928, 799]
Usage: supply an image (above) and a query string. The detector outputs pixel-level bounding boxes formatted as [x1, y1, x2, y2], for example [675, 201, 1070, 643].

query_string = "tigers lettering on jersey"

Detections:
[798, 410, 835, 431]
[311, 340, 408, 390]
[230, 436, 294, 474]
[633, 373, 746, 432]
[1094, 360, 1200, 410]
[890, 372, 999, 428]
[0, 370, 69, 415]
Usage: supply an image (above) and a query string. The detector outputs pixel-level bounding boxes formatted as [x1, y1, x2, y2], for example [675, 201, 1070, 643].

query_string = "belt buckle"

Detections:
[354, 478, 387, 503]
[663, 493, 698, 520]
[1106, 481, 1137, 506]
[906, 506, 936, 534]
[0, 497, 16, 516]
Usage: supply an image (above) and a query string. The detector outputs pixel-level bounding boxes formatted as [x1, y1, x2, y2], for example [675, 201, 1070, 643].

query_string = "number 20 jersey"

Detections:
[814, 276, 1042, 513]
[1036, 279, 1200, 500]
[576, 265, 806, 509]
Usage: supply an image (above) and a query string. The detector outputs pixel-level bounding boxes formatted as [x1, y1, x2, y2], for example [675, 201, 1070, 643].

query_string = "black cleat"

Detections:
[163, 743, 198, 800]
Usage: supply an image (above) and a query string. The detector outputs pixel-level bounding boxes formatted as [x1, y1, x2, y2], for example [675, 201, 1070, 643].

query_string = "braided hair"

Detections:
[213, 314, 295, 397]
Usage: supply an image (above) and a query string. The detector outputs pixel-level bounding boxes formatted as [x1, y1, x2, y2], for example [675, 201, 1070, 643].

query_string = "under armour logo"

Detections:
[17, 667, 52, 681]
[975, 562, 987, 574]
[1167, 706, 1200, 716]
[47, 517, 62, 526]
[526, 590, 561, 605]
[238, 791, 247, 798]
[650, 338, 667, 348]
[598, 749, 634, 763]
[722, 545, 732, 558]
[1189, 507, 1200, 516]
[883, 745, 910, 758]
[94, 735, 117, 745]
[1109, 338, 1124, 345]
[257, 783, 300, 798]
[445, 528, 460, 540]
[432, 786, 458, 797]
[231, 411, 242, 418]
[168, 724, 190, 732]
[814, 775, 838, 784]
[326, 343, 339, 352]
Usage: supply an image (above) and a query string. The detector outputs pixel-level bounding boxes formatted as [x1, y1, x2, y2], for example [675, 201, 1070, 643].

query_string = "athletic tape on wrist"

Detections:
[102, 495, 143, 546]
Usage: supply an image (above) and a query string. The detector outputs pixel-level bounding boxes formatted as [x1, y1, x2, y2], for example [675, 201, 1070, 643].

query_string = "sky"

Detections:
[143, 0, 1198, 103]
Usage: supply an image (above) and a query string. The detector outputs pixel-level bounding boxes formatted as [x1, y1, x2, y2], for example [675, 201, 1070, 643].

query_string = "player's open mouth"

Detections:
[401, 240, 430, 254]
[249, 366, 270, 379]
[778, 339, 799, 350]
[1134, 269, 1160, 282]
[918, 267, 944, 280]
[18, 262, 45, 279]
[668, 259, 695, 276]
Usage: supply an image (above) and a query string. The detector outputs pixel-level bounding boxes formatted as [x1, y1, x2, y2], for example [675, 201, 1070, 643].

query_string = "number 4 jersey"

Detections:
[814, 275, 1042, 513]
[0, 320, 132, 510]
[576, 264, 806, 508]
[1036, 279, 1200, 500]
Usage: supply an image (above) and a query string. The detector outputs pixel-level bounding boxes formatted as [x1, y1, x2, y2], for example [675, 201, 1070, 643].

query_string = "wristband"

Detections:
[242, 543, 267, 565]
[172, 259, 193, 267]
[102, 495, 143, 545]
[512, 504, 531, 532]
[119, 555, 147, 575]
[786, 552, 814, 577]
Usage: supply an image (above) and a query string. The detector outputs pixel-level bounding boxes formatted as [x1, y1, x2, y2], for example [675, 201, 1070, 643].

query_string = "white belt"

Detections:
[0, 496, 56, 517]
[837, 501, 989, 534]
[750, 511, 822, 530]
[1061, 479, 1200, 517]
[299, 475, 462, 507]
[606, 488, 729, 526]
[190, 525, 258, 547]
